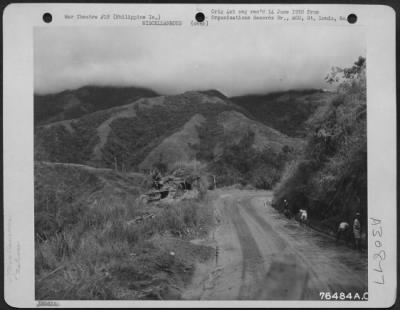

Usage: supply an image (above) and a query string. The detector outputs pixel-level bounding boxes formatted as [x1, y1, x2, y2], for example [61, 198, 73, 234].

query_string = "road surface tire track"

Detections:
[227, 200, 266, 300]
[240, 195, 337, 297]
[183, 190, 367, 301]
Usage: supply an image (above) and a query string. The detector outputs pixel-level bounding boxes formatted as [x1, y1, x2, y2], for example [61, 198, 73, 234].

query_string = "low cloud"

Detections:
[34, 25, 365, 96]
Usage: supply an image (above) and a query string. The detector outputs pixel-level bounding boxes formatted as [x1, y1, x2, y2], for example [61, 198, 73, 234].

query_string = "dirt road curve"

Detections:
[183, 189, 368, 300]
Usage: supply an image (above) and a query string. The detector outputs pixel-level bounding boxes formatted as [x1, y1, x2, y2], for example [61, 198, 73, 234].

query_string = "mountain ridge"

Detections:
[34, 85, 159, 125]
[35, 89, 299, 188]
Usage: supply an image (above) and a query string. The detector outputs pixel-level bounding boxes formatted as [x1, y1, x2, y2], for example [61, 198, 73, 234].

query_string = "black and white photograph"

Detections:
[32, 23, 370, 301]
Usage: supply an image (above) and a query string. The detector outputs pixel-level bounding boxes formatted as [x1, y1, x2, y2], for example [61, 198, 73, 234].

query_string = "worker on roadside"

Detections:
[284, 199, 289, 208]
[298, 209, 303, 223]
[283, 199, 290, 218]
[336, 221, 350, 245]
[299, 209, 308, 225]
[353, 212, 362, 251]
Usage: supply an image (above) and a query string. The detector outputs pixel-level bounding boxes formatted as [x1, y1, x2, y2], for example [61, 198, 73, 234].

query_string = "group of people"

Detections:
[281, 198, 362, 251]
[336, 213, 362, 251]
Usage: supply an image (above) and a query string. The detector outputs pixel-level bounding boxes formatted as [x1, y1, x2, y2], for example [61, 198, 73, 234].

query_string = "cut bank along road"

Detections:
[183, 189, 368, 300]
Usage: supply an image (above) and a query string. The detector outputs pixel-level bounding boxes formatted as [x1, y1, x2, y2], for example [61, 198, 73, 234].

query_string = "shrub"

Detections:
[206, 131, 290, 189]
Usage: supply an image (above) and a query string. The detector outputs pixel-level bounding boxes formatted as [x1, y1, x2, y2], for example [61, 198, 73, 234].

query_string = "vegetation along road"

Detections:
[183, 189, 368, 300]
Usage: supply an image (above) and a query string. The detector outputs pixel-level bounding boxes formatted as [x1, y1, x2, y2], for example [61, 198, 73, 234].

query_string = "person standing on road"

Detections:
[336, 221, 350, 244]
[353, 213, 361, 251]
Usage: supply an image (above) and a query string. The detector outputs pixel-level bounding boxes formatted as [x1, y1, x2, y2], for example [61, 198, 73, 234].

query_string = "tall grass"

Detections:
[35, 164, 214, 299]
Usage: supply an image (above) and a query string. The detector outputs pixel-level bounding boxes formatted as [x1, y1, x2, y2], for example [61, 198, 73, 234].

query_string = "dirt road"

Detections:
[183, 189, 368, 300]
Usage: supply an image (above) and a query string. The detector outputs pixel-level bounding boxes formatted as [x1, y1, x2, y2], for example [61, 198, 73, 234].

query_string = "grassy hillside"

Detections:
[35, 92, 231, 166]
[231, 89, 336, 137]
[34, 85, 158, 125]
[35, 162, 215, 299]
[272, 59, 367, 239]
[35, 90, 298, 189]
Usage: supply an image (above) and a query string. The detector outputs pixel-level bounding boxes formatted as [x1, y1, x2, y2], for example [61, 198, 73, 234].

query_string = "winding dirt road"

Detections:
[183, 189, 368, 300]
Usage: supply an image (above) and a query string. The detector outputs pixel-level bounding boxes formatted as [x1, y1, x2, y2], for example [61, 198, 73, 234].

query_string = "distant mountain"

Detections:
[230, 89, 336, 137]
[34, 86, 158, 125]
[35, 90, 299, 188]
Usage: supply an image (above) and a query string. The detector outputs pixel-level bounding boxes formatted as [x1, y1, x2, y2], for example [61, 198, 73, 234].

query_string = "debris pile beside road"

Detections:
[140, 168, 201, 204]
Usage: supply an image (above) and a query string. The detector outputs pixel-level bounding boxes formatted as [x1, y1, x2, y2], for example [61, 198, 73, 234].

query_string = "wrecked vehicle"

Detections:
[140, 168, 204, 203]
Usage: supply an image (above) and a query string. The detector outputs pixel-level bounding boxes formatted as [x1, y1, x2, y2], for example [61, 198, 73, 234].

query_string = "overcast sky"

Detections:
[34, 25, 365, 96]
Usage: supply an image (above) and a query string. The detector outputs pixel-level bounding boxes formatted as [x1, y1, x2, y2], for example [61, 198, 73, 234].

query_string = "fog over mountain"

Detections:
[34, 25, 365, 96]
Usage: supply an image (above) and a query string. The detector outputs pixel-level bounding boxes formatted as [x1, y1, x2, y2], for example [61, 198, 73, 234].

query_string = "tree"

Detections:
[325, 56, 366, 84]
